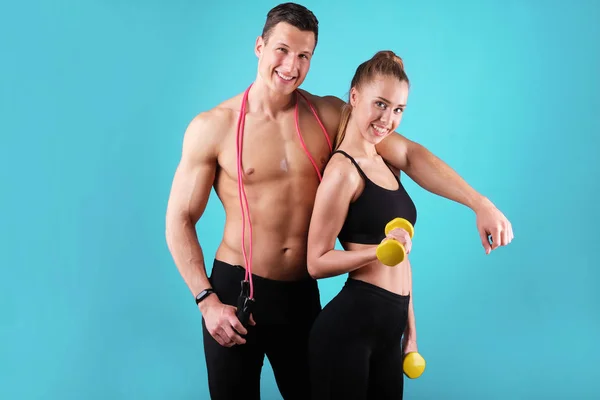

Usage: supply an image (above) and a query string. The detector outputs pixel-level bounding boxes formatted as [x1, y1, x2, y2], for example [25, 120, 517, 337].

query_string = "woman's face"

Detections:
[350, 74, 409, 145]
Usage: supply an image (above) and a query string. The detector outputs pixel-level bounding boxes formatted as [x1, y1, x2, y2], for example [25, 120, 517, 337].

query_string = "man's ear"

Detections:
[255, 36, 264, 58]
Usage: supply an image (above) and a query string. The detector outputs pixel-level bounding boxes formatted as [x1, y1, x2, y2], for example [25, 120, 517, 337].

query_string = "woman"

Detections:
[307, 50, 419, 399]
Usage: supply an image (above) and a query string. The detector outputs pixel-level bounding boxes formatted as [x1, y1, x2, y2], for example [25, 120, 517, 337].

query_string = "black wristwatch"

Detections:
[195, 288, 215, 305]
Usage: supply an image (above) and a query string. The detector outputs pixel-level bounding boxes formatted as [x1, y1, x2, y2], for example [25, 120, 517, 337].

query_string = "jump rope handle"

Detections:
[236, 280, 255, 329]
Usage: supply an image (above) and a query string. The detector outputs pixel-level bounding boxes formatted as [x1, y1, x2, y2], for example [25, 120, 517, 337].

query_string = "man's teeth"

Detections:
[372, 125, 388, 135]
[277, 71, 294, 81]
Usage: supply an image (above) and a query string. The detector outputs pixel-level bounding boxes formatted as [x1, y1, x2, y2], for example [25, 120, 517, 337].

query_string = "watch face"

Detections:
[196, 289, 212, 302]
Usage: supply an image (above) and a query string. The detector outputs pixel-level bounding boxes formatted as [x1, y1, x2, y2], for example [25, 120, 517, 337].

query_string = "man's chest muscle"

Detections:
[218, 115, 330, 182]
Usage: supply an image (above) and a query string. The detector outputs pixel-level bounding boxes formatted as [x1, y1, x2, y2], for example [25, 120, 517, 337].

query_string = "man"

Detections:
[165, 3, 513, 399]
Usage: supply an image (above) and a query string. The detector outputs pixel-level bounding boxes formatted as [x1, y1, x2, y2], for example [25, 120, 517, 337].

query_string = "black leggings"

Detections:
[202, 259, 322, 400]
[308, 278, 410, 400]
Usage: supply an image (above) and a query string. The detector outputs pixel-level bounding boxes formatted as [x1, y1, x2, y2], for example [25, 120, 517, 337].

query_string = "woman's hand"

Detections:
[383, 227, 412, 254]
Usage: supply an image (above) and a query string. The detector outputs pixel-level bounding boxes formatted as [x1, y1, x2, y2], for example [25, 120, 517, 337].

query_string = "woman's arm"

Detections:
[403, 262, 418, 353]
[307, 156, 378, 279]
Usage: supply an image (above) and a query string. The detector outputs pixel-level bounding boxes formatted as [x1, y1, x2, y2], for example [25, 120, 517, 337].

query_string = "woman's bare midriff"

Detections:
[344, 242, 412, 296]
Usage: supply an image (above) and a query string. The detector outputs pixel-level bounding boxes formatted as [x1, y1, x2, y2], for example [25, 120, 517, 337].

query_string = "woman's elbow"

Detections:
[307, 252, 324, 280]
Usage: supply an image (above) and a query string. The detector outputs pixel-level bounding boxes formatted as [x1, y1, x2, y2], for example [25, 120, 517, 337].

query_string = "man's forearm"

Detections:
[166, 217, 212, 297]
[404, 143, 489, 211]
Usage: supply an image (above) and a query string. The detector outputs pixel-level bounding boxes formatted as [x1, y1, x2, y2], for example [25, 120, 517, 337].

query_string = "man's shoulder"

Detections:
[180, 109, 231, 160]
[192, 94, 242, 130]
[185, 93, 245, 144]
[298, 90, 347, 140]
[299, 89, 346, 112]
[190, 109, 228, 133]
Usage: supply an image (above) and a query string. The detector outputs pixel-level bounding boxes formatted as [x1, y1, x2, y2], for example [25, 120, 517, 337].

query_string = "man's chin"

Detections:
[271, 83, 298, 95]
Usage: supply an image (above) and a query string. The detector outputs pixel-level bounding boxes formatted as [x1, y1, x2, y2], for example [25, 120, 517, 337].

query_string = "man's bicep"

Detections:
[167, 116, 219, 224]
[168, 158, 216, 223]
[317, 95, 346, 142]
[376, 131, 412, 171]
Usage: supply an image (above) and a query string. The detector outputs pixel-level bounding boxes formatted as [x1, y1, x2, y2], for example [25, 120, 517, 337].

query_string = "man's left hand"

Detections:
[475, 198, 514, 254]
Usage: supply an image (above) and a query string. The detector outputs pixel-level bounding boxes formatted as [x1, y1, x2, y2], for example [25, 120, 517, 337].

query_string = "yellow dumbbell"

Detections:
[403, 352, 426, 379]
[376, 218, 414, 266]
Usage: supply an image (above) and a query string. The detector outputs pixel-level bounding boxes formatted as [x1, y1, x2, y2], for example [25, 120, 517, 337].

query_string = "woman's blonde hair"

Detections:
[333, 50, 409, 150]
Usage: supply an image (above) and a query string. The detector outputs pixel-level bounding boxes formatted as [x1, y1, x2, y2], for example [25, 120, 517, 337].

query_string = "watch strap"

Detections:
[195, 288, 215, 305]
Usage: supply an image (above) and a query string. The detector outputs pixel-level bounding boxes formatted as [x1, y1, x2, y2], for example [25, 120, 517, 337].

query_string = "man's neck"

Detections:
[247, 79, 296, 119]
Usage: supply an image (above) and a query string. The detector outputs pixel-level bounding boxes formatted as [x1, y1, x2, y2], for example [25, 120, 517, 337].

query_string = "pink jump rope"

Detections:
[235, 83, 332, 326]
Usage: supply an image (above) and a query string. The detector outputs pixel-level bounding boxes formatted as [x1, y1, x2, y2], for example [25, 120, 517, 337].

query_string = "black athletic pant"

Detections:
[202, 259, 322, 400]
[308, 278, 410, 400]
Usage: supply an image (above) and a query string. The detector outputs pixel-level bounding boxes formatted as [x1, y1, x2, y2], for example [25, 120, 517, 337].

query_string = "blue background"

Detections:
[1, 0, 599, 399]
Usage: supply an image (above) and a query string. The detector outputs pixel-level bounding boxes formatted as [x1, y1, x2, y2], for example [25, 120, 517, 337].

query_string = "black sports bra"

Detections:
[334, 150, 417, 245]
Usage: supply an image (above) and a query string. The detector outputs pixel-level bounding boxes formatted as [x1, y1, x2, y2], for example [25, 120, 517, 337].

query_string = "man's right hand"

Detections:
[199, 295, 255, 347]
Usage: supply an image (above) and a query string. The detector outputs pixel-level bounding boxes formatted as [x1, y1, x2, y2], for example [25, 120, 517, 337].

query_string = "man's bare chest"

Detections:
[218, 113, 332, 182]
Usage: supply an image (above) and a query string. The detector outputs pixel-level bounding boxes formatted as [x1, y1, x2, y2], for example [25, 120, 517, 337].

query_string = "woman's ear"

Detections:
[350, 87, 358, 107]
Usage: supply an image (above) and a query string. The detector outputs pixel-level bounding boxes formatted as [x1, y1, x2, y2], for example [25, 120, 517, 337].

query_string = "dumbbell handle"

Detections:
[385, 218, 414, 238]
[376, 218, 414, 266]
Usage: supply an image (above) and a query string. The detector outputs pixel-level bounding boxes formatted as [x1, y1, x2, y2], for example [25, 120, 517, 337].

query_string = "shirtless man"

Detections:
[165, 3, 513, 399]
